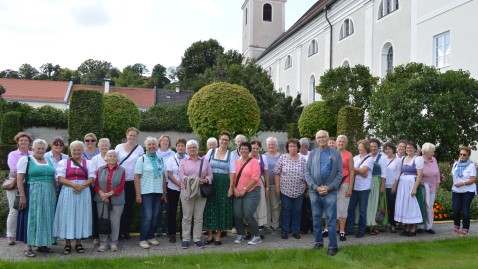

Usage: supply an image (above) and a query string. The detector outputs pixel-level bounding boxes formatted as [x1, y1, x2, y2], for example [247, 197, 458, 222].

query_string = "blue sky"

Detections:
[0, 0, 317, 73]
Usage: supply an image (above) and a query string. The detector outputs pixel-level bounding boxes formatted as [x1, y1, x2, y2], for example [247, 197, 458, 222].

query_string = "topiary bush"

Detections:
[103, 93, 141, 146]
[1, 101, 68, 129]
[187, 82, 260, 148]
[68, 90, 104, 143]
[336, 106, 364, 155]
[287, 123, 300, 139]
[141, 103, 192, 132]
[298, 101, 337, 139]
[1, 111, 22, 144]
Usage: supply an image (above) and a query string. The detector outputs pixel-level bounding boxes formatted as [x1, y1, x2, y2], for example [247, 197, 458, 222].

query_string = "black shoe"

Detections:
[345, 230, 354, 236]
[214, 241, 222, 246]
[123, 234, 131, 240]
[416, 229, 424, 234]
[181, 241, 189, 249]
[327, 248, 338, 256]
[313, 242, 324, 250]
[281, 232, 288, 239]
[407, 231, 417, 237]
[322, 230, 329, 237]
[292, 233, 301, 239]
[118, 235, 124, 241]
[426, 229, 436, 234]
[169, 236, 176, 243]
[356, 233, 364, 238]
[400, 231, 409, 236]
[339, 233, 346, 241]
[204, 238, 214, 245]
[260, 234, 265, 240]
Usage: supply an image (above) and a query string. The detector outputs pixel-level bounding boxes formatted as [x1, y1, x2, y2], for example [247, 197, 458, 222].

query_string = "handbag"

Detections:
[375, 194, 385, 224]
[185, 158, 204, 200]
[97, 203, 112, 234]
[2, 176, 17, 190]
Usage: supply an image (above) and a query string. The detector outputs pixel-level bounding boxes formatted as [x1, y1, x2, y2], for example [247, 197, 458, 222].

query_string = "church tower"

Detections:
[242, 0, 286, 59]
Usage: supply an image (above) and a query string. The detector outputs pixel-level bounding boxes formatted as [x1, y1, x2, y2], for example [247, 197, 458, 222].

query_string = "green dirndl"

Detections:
[203, 173, 233, 230]
[416, 184, 425, 224]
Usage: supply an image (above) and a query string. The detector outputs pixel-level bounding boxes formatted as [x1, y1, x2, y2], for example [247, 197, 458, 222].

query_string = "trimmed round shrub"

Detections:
[298, 101, 337, 139]
[187, 82, 260, 143]
[103, 93, 141, 146]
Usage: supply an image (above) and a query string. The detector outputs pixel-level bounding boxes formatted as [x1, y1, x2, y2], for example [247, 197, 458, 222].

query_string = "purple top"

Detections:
[7, 148, 33, 179]
[178, 156, 213, 190]
[422, 157, 440, 192]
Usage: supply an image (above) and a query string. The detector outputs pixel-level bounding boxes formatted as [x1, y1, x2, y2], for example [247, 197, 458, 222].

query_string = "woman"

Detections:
[394, 142, 424, 236]
[274, 139, 307, 240]
[5, 132, 32, 246]
[156, 135, 175, 236]
[383, 142, 401, 233]
[420, 142, 440, 234]
[345, 139, 374, 238]
[396, 140, 407, 160]
[328, 137, 337, 149]
[250, 140, 268, 234]
[16, 139, 56, 257]
[178, 140, 212, 249]
[207, 137, 218, 150]
[45, 137, 68, 171]
[91, 138, 111, 170]
[451, 147, 476, 236]
[116, 127, 144, 240]
[336, 135, 354, 241]
[54, 141, 96, 254]
[264, 136, 281, 236]
[233, 142, 262, 245]
[367, 138, 387, 235]
[134, 137, 167, 249]
[166, 138, 187, 243]
[203, 131, 235, 246]
[83, 133, 100, 160]
[299, 138, 310, 162]
[94, 150, 126, 252]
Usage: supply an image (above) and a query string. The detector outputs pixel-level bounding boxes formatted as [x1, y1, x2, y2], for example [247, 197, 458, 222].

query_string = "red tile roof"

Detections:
[71, 85, 155, 108]
[0, 78, 70, 102]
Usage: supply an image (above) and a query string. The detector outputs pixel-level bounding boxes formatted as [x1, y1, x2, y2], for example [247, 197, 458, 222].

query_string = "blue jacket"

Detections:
[306, 147, 343, 192]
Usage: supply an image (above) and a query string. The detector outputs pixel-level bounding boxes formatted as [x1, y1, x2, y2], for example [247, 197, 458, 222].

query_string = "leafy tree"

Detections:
[298, 101, 337, 139]
[129, 63, 149, 76]
[113, 67, 144, 87]
[148, 64, 170, 88]
[77, 59, 113, 85]
[368, 62, 478, 162]
[188, 82, 260, 146]
[38, 63, 62, 80]
[103, 93, 141, 146]
[58, 68, 81, 83]
[68, 90, 104, 142]
[0, 85, 5, 96]
[0, 69, 20, 79]
[18, 63, 39, 79]
[141, 103, 192, 132]
[177, 39, 224, 91]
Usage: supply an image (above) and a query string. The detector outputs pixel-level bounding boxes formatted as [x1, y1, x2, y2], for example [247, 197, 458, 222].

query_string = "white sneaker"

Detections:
[248, 235, 262, 245]
[110, 245, 118, 252]
[139, 240, 150, 249]
[234, 235, 244, 244]
[97, 245, 107, 252]
[232, 227, 237, 234]
[147, 238, 160, 246]
[93, 238, 100, 245]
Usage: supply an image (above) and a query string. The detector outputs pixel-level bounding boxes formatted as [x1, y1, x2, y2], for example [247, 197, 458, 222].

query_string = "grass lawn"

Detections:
[1, 237, 476, 269]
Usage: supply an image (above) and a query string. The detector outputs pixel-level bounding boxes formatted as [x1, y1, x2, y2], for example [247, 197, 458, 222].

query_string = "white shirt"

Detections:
[91, 153, 107, 171]
[353, 154, 375, 191]
[299, 151, 310, 162]
[452, 162, 477, 194]
[115, 144, 144, 181]
[385, 156, 401, 188]
[167, 154, 184, 192]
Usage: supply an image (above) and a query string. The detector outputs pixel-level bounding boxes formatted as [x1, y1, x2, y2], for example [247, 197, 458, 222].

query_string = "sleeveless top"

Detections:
[402, 158, 417, 176]
[209, 149, 232, 175]
[66, 158, 88, 180]
[372, 153, 383, 175]
[341, 150, 352, 184]
[27, 157, 55, 183]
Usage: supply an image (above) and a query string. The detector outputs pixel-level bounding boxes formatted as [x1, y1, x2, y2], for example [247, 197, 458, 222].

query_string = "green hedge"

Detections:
[1, 101, 68, 129]
[68, 90, 104, 142]
[336, 106, 364, 155]
[1, 111, 22, 144]
[298, 101, 337, 139]
[141, 103, 192, 132]
[103, 93, 141, 145]
[287, 123, 300, 139]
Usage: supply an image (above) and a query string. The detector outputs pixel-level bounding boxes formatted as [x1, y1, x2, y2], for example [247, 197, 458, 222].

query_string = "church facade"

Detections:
[242, 0, 478, 106]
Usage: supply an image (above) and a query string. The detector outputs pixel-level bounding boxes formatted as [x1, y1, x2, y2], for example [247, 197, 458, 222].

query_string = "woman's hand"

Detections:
[73, 184, 85, 194]
[239, 189, 246, 197]
[391, 186, 397, 195]
[454, 182, 465, 188]
[233, 188, 240, 197]
[411, 187, 417, 196]
[100, 192, 110, 202]
[380, 185, 385, 194]
[275, 185, 280, 197]
[199, 178, 208, 185]
[227, 188, 234, 198]
[265, 188, 270, 199]
[136, 195, 142, 204]
[161, 193, 167, 202]
[19, 195, 27, 209]
[346, 188, 352, 197]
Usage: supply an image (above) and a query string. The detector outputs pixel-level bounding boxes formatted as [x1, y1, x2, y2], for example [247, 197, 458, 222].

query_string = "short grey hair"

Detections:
[421, 142, 435, 154]
[105, 149, 118, 160]
[315, 130, 329, 138]
[299, 138, 310, 148]
[69, 140, 85, 150]
[266, 137, 278, 145]
[32, 139, 48, 149]
[337, 135, 348, 144]
[186, 140, 199, 148]
[98, 138, 111, 146]
[235, 134, 247, 143]
[144, 136, 158, 147]
[207, 137, 218, 146]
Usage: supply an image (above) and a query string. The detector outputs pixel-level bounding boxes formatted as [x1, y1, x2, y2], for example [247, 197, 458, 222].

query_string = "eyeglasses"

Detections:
[316, 136, 327, 139]
[85, 139, 96, 143]
[460, 153, 468, 156]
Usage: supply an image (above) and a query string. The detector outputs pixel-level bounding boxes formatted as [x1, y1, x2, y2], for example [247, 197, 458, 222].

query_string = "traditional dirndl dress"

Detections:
[394, 157, 423, 224]
[53, 158, 93, 239]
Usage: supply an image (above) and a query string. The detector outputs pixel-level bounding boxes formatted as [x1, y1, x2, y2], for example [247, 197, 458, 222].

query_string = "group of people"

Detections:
[3, 129, 476, 257]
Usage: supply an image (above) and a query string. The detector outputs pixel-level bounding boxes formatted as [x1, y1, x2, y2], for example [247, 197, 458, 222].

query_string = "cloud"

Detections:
[179, 0, 224, 17]
[70, 1, 110, 27]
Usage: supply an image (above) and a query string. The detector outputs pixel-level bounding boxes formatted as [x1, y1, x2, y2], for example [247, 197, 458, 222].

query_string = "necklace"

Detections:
[34, 155, 45, 161]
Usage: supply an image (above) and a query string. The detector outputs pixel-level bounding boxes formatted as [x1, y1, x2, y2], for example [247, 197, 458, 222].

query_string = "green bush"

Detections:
[438, 162, 453, 192]
[141, 103, 192, 132]
[298, 101, 337, 139]
[188, 82, 260, 146]
[336, 106, 364, 155]
[68, 90, 104, 143]
[0, 173, 8, 234]
[1, 111, 22, 144]
[287, 123, 300, 139]
[103, 93, 141, 146]
[1, 101, 68, 129]
[435, 187, 478, 220]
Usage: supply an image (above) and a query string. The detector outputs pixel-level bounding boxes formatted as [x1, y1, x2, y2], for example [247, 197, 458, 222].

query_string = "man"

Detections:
[306, 130, 342, 256]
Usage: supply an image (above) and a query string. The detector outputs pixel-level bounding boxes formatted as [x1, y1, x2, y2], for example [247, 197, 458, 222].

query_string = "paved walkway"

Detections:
[1, 222, 476, 261]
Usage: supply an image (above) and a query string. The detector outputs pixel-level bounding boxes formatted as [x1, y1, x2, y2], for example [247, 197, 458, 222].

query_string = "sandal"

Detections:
[36, 246, 54, 253]
[369, 229, 379, 235]
[75, 244, 85, 253]
[63, 245, 71, 255]
[24, 249, 36, 257]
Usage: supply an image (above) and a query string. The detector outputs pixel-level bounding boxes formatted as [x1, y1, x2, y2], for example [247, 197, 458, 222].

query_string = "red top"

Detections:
[66, 158, 88, 180]
[341, 150, 352, 184]
[235, 158, 261, 192]
[94, 164, 126, 196]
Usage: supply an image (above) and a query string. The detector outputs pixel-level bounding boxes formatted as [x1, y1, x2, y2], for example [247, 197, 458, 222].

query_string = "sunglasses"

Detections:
[85, 139, 96, 143]
[53, 143, 64, 147]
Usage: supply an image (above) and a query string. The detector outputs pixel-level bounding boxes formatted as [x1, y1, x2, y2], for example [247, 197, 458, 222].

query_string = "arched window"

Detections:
[267, 66, 272, 77]
[263, 3, 272, 22]
[245, 8, 248, 25]
[285, 85, 291, 97]
[386, 47, 393, 73]
[308, 39, 318, 57]
[381, 42, 394, 76]
[342, 60, 350, 67]
[378, 0, 399, 19]
[339, 18, 354, 40]
[285, 55, 292, 70]
[309, 75, 316, 103]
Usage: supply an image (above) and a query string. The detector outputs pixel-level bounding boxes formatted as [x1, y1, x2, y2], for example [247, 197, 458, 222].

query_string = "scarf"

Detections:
[454, 159, 471, 178]
[177, 151, 187, 160]
[146, 151, 161, 178]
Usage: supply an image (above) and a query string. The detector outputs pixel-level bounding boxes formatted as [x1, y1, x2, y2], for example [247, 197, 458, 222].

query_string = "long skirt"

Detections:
[365, 175, 381, 226]
[16, 183, 29, 243]
[203, 173, 233, 230]
[53, 180, 93, 239]
[254, 176, 268, 226]
[27, 181, 56, 246]
[394, 175, 422, 224]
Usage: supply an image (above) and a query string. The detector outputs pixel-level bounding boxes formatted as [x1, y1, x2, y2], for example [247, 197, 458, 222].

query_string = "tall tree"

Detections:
[148, 64, 170, 88]
[113, 67, 144, 87]
[18, 64, 39, 79]
[58, 68, 81, 84]
[38, 63, 62, 80]
[77, 59, 113, 85]
[128, 63, 149, 76]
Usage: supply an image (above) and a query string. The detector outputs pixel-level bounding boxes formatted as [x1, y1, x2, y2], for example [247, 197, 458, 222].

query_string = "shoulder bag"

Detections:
[185, 158, 204, 200]
[200, 151, 216, 198]
[2, 171, 17, 190]
[119, 144, 140, 165]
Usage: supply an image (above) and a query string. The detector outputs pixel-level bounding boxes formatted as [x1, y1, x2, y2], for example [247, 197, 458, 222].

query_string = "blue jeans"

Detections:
[346, 189, 370, 235]
[309, 191, 338, 248]
[452, 191, 475, 230]
[280, 193, 304, 234]
[140, 193, 161, 241]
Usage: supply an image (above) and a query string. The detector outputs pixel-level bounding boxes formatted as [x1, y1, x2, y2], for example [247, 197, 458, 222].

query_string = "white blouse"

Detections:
[353, 155, 375, 191]
[452, 162, 477, 194]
